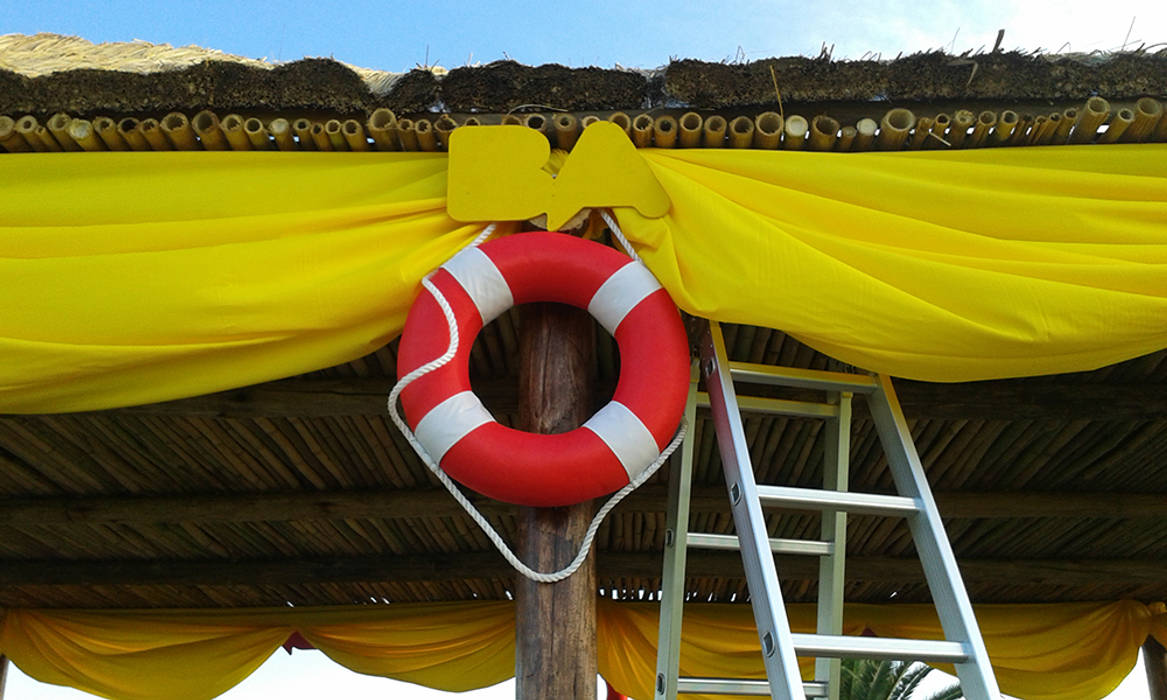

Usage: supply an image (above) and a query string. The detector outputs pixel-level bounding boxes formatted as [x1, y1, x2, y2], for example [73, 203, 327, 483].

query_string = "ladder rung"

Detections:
[757, 485, 919, 517]
[688, 532, 833, 556]
[696, 392, 839, 418]
[728, 361, 878, 394]
[677, 678, 828, 697]
[791, 634, 970, 663]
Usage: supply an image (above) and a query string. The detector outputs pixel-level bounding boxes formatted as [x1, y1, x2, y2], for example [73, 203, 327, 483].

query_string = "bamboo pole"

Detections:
[523, 114, 548, 142]
[554, 113, 581, 149]
[607, 112, 631, 139]
[948, 109, 975, 148]
[412, 119, 436, 151]
[727, 115, 753, 148]
[116, 118, 150, 150]
[293, 118, 316, 150]
[501, 114, 523, 126]
[396, 118, 419, 150]
[434, 115, 457, 150]
[1055, 108, 1077, 143]
[0, 116, 30, 152]
[1146, 636, 1167, 700]
[13, 117, 45, 152]
[310, 122, 332, 151]
[835, 125, 856, 151]
[1155, 107, 1167, 142]
[92, 116, 128, 151]
[324, 119, 348, 150]
[929, 113, 951, 148]
[463, 117, 482, 127]
[908, 116, 933, 149]
[47, 113, 81, 151]
[1123, 97, 1163, 142]
[1010, 113, 1035, 146]
[853, 118, 877, 150]
[139, 118, 171, 150]
[966, 110, 996, 148]
[678, 112, 702, 147]
[366, 108, 398, 150]
[1031, 113, 1059, 145]
[783, 115, 808, 149]
[875, 108, 914, 150]
[187, 110, 224, 149]
[702, 115, 727, 147]
[343, 119, 370, 151]
[244, 118, 271, 150]
[753, 111, 782, 149]
[809, 115, 839, 151]
[988, 110, 1018, 146]
[220, 114, 251, 150]
[653, 115, 678, 148]
[1097, 108, 1134, 144]
[67, 118, 107, 151]
[1026, 115, 1048, 145]
[268, 118, 295, 150]
[1068, 96, 1110, 144]
[631, 113, 653, 148]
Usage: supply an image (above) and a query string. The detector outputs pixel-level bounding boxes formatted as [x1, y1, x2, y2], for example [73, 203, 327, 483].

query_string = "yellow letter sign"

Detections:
[447, 122, 670, 230]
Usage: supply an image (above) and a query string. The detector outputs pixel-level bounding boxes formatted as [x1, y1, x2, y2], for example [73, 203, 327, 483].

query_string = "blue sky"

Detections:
[2, 1, 1164, 697]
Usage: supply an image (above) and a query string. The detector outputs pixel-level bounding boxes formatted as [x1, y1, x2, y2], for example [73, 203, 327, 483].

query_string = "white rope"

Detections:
[599, 209, 641, 262]
[388, 223, 685, 583]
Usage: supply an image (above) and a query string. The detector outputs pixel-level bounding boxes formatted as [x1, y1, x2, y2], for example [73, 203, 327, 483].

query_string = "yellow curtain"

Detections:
[2, 600, 1163, 700]
[2, 147, 1166, 411]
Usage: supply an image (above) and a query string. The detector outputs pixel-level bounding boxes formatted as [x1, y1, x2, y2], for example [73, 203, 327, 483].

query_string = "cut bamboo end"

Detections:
[631, 113, 653, 149]
[836, 125, 857, 151]
[523, 113, 548, 137]
[220, 114, 252, 150]
[679, 112, 702, 148]
[462, 117, 482, 127]
[367, 108, 399, 151]
[35, 126, 63, 151]
[554, 113, 580, 150]
[415, 119, 438, 151]
[14, 116, 43, 152]
[92, 116, 128, 151]
[1097, 108, 1135, 144]
[116, 118, 150, 151]
[244, 118, 271, 150]
[809, 115, 839, 151]
[396, 118, 419, 151]
[139, 118, 171, 150]
[1123, 97, 1163, 142]
[270, 118, 296, 151]
[929, 113, 951, 148]
[753, 111, 782, 149]
[67, 118, 106, 151]
[343, 119, 371, 151]
[310, 122, 332, 151]
[579, 115, 600, 130]
[48, 113, 81, 151]
[967, 110, 997, 148]
[500, 114, 523, 126]
[875, 108, 914, 150]
[728, 115, 754, 148]
[1069, 96, 1110, 144]
[783, 115, 808, 149]
[989, 110, 1019, 145]
[324, 119, 348, 151]
[909, 117, 933, 149]
[653, 115, 678, 148]
[1012, 113, 1036, 146]
[703, 115, 727, 148]
[190, 110, 226, 150]
[607, 112, 632, 139]
[948, 109, 975, 148]
[1055, 109, 1076, 143]
[1032, 112, 1059, 145]
[434, 115, 457, 150]
[1027, 115, 1049, 145]
[853, 118, 877, 150]
[0, 116, 31, 152]
[292, 118, 316, 150]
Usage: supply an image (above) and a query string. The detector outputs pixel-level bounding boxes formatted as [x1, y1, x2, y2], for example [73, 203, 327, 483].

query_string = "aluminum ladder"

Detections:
[654, 320, 999, 700]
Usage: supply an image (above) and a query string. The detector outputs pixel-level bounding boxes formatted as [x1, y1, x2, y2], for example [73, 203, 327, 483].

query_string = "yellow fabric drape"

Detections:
[2, 147, 1166, 411]
[2, 601, 1163, 700]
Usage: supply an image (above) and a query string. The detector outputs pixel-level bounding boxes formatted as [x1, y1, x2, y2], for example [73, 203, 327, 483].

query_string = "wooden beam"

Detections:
[0, 552, 1163, 588]
[3, 488, 1164, 526]
[87, 377, 1167, 421]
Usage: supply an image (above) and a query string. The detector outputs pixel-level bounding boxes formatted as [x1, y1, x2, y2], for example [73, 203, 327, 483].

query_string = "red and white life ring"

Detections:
[397, 231, 689, 507]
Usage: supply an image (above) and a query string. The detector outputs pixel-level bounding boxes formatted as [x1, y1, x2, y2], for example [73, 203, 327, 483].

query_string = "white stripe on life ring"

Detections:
[583, 401, 660, 480]
[442, 246, 513, 325]
[587, 261, 662, 335]
[414, 390, 494, 464]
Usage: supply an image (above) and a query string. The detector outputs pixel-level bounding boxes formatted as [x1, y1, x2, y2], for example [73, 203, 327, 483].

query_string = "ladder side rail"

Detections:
[654, 362, 702, 700]
[814, 391, 852, 700]
[702, 321, 807, 699]
[867, 374, 1000, 700]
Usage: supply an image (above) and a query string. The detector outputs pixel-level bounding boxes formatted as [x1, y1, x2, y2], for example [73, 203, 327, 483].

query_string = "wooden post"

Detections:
[0, 655, 8, 700]
[515, 301, 597, 699]
[1146, 636, 1167, 700]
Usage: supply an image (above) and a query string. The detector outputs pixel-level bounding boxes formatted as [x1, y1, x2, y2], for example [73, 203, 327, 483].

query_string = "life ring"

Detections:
[397, 231, 689, 507]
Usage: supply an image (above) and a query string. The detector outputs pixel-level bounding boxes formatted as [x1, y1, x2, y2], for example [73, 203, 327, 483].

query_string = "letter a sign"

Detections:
[447, 122, 670, 230]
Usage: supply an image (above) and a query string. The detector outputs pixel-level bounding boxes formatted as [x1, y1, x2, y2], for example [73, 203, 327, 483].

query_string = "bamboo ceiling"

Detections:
[1, 35, 1166, 610]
